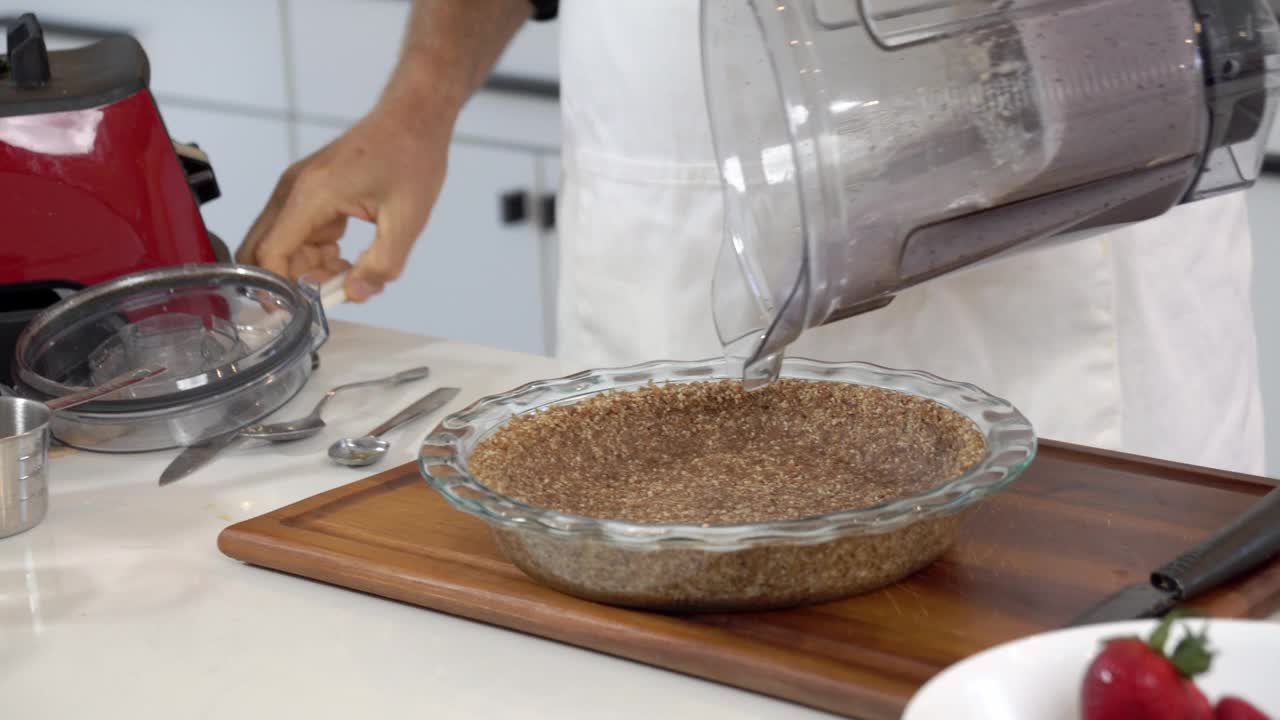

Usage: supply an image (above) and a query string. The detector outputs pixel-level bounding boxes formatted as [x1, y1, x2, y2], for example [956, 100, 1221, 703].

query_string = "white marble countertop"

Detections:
[1, 321, 834, 720]
[2, 321, 1275, 719]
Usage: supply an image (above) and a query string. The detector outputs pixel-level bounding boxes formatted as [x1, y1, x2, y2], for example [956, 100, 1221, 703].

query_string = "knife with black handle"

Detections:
[1153, 486, 1280, 598]
[1069, 486, 1280, 626]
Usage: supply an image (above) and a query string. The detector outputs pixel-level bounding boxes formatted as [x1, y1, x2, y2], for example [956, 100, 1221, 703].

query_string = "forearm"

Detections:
[380, 0, 531, 124]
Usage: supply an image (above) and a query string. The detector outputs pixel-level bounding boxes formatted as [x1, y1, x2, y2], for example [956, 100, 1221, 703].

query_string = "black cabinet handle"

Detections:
[1263, 154, 1280, 176]
[501, 190, 529, 225]
[539, 193, 556, 231]
[485, 73, 560, 100]
[501, 190, 556, 230]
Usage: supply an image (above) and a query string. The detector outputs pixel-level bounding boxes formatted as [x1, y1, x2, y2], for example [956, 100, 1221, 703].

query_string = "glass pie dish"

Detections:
[419, 358, 1037, 612]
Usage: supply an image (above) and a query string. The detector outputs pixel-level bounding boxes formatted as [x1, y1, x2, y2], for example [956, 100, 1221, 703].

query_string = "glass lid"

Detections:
[13, 263, 326, 411]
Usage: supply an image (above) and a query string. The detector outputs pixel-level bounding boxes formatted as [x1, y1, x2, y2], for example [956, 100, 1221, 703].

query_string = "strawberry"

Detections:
[1188, 683, 1216, 719]
[1081, 613, 1215, 720]
[1215, 697, 1272, 720]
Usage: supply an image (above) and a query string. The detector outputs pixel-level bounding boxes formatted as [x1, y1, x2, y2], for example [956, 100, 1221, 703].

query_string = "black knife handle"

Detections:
[1152, 487, 1280, 598]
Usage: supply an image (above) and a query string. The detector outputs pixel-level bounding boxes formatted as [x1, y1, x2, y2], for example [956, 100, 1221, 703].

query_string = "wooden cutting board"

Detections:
[219, 441, 1280, 719]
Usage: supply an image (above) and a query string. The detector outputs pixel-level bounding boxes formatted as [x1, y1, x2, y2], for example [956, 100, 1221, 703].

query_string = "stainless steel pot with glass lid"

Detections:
[11, 263, 331, 453]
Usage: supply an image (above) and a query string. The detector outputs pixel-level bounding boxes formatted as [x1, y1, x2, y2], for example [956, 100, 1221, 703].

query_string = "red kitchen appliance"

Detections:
[0, 13, 225, 382]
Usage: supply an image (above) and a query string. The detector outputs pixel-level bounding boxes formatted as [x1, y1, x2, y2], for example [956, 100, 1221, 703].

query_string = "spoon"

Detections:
[0, 365, 166, 415]
[44, 367, 167, 410]
[328, 386, 460, 467]
[239, 366, 431, 441]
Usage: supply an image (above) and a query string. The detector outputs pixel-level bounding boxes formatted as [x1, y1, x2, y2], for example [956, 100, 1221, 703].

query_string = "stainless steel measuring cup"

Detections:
[1, 367, 164, 538]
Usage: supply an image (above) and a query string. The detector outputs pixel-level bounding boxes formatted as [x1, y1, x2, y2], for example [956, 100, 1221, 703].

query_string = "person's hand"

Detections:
[236, 98, 450, 302]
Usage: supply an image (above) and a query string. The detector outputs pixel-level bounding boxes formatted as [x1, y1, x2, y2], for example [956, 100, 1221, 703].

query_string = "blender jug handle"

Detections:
[857, 0, 904, 51]
[855, 0, 1003, 51]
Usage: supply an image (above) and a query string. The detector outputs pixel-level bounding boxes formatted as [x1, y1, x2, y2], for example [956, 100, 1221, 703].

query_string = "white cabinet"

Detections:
[1269, 111, 1280, 153]
[497, 15, 560, 81]
[535, 153, 561, 353]
[156, 105, 292, 252]
[1246, 179, 1280, 476]
[284, 0, 560, 148]
[296, 124, 556, 356]
[2, 0, 563, 357]
[453, 92, 560, 150]
[3, 0, 289, 111]
[283, 0, 561, 354]
[284, 0, 403, 122]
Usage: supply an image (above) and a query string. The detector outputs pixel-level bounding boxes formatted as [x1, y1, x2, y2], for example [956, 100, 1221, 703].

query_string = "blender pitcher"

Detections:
[702, 0, 1280, 387]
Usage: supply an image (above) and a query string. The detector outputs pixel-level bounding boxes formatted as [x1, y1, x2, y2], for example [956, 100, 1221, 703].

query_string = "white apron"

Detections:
[555, 0, 1266, 475]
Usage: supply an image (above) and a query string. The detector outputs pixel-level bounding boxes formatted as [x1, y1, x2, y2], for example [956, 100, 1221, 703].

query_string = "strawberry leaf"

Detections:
[1169, 622, 1214, 677]
[1147, 613, 1177, 655]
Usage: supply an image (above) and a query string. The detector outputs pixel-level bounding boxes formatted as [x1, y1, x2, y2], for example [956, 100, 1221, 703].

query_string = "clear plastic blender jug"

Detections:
[702, 0, 1280, 387]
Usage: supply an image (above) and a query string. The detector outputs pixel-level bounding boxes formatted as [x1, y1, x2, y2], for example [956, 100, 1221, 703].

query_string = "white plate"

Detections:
[904, 619, 1280, 720]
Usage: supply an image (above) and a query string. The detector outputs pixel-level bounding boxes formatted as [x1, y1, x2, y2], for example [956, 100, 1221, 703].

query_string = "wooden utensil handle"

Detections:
[1153, 487, 1280, 598]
